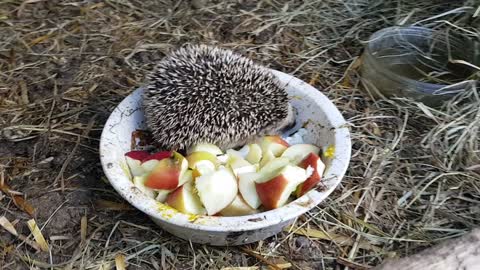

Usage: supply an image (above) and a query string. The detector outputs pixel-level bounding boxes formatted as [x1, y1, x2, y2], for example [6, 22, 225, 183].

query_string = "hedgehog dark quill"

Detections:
[143, 44, 295, 151]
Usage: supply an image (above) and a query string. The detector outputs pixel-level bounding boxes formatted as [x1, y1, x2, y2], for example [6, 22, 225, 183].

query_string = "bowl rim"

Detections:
[100, 69, 351, 232]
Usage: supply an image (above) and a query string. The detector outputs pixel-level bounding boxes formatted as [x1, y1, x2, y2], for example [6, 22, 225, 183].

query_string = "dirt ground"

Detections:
[0, 0, 479, 269]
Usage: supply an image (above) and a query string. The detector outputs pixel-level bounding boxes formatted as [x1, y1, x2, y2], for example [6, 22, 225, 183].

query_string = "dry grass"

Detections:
[0, 0, 479, 269]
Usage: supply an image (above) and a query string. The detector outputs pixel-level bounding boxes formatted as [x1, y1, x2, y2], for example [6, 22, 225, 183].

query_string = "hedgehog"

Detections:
[143, 44, 295, 151]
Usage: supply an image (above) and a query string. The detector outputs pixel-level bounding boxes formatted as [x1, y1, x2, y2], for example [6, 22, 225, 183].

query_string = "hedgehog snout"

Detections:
[276, 103, 296, 133]
[256, 102, 296, 138]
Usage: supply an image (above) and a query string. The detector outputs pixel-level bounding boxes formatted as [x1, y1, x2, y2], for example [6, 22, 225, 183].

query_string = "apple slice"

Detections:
[195, 167, 238, 215]
[281, 144, 320, 164]
[155, 189, 172, 203]
[188, 143, 223, 156]
[296, 153, 326, 197]
[255, 165, 308, 210]
[141, 151, 172, 172]
[144, 152, 188, 190]
[238, 172, 262, 209]
[220, 195, 258, 216]
[259, 149, 276, 167]
[154, 170, 193, 202]
[166, 181, 206, 215]
[125, 151, 150, 176]
[259, 136, 290, 157]
[259, 157, 290, 176]
[186, 151, 218, 176]
[132, 175, 156, 198]
[245, 144, 262, 164]
[227, 151, 257, 176]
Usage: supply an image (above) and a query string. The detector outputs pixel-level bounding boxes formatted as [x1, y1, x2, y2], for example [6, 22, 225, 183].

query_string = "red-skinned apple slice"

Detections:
[141, 151, 172, 172]
[238, 172, 262, 209]
[245, 144, 262, 164]
[239, 157, 290, 209]
[154, 170, 193, 202]
[220, 195, 258, 216]
[281, 144, 320, 164]
[195, 167, 238, 215]
[125, 151, 150, 176]
[166, 180, 206, 215]
[186, 151, 218, 176]
[144, 152, 188, 190]
[132, 175, 156, 198]
[255, 165, 308, 210]
[296, 153, 326, 197]
[259, 136, 290, 157]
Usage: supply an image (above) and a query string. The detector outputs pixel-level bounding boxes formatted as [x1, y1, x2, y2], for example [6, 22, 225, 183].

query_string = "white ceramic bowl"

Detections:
[100, 70, 351, 246]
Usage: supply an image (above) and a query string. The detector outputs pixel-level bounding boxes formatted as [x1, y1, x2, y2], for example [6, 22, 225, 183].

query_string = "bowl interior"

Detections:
[100, 70, 351, 232]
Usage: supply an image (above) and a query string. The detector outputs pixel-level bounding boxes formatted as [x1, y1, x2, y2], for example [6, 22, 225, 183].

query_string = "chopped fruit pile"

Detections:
[124, 135, 326, 216]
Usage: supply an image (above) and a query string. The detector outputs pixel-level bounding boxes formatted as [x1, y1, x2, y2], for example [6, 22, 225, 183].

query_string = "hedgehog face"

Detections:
[143, 44, 294, 151]
[257, 103, 296, 136]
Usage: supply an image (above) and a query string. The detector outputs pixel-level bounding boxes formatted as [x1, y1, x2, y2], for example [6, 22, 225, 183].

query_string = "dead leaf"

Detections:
[29, 33, 53, 46]
[12, 195, 35, 216]
[0, 216, 18, 236]
[27, 219, 49, 252]
[19, 80, 29, 104]
[285, 226, 381, 252]
[115, 253, 127, 270]
[80, 215, 87, 244]
[95, 199, 133, 211]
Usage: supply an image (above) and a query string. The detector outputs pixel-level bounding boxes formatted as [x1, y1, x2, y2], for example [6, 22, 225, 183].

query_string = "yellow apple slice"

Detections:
[166, 181, 206, 215]
[281, 144, 321, 164]
[195, 167, 238, 215]
[227, 150, 257, 176]
[238, 172, 262, 209]
[259, 149, 276, 167]
[255, 165, 308, 210]
[186, 151, 218, 176]
[245, 144, 262, 164]
[259, 136, 290, 157]
[188, 143, 223, 156]
[220, 195, 258, 216]
[259, 157, 290, 176]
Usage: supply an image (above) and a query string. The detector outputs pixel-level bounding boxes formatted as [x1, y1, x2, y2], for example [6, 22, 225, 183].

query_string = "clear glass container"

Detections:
[360, 26, 478, 106]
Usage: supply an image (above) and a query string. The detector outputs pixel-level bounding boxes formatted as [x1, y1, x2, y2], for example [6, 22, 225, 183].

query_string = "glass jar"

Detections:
[360, 26, 478, 106]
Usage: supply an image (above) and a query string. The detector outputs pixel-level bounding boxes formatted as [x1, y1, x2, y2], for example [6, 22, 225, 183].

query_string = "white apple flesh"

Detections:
[281, 144, 321, 164]
[140, 151, 172, 172]
[238, 172, 262, 209]
[195, 167, 238, 215]
[220, 195, 258, 216]
[259, 136, 290, 157]
[245, 144, 262, 164]
[125, 151, 150, 177]
[188, 143, 223, 156]
[166, 181, 206, 215]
